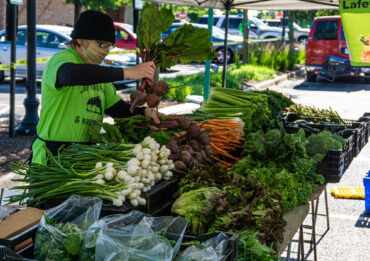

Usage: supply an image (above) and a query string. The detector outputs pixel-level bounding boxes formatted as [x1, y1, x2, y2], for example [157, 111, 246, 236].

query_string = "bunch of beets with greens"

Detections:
[130, 4, 218, 113]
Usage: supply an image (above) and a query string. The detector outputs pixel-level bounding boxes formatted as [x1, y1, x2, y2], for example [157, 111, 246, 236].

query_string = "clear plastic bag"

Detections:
[33, 195, 102, 260]
[0, 206, 17, 223]
[0, 246, 35, 261]
[175, 233, 229, 261]
[81, 210, 188, 261]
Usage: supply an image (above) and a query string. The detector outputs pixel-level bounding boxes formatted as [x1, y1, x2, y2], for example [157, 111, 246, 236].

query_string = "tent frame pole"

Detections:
[203, 8, 214, 100]
[222, 1, 232, 88]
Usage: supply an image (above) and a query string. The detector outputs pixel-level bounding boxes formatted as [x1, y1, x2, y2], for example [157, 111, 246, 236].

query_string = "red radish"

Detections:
[130, 90, 147, 113]
[147, 94, 160, 108]
[154, 81, 169, 96]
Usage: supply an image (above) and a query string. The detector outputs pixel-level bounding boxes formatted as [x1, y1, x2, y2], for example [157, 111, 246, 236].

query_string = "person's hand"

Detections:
[124, 62, 156, 81]
[145, 108, 164, 125]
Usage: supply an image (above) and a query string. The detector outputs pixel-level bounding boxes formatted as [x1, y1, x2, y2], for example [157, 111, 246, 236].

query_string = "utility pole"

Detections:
[242, 9, 249, 64]
[16, 0, 39, 135]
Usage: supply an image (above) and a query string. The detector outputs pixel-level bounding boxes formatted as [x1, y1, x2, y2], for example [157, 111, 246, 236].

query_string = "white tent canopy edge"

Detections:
[147, 0, 339, 11]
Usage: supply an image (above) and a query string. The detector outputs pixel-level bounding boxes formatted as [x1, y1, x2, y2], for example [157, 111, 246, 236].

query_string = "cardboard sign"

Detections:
[0, 207, 43, 240]
[340, 0, 370, 66]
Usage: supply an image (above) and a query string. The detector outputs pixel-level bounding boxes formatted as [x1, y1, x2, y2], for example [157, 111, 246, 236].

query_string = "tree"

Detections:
[161, 4, 208, 22]
[66, 0, 130, 12]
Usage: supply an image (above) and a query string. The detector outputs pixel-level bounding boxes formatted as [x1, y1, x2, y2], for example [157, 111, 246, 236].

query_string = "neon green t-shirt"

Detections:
[32, 48, 121, 165]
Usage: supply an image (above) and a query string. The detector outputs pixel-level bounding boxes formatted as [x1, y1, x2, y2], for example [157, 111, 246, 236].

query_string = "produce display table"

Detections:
[277, 204, 310, 258]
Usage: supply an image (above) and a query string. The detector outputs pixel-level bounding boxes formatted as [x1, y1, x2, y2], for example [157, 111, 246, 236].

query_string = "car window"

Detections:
[221, 17, 242, 28]
[118, 29, 133, 41]
[17, 30, 27, 45]
[36, 31, 66, 48]
[198, 17, 220, 26]
[313, 20, 338, 40]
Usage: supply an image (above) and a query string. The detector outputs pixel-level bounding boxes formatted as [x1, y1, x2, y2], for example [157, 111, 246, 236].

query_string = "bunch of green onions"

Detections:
[8, 151, 126, 206]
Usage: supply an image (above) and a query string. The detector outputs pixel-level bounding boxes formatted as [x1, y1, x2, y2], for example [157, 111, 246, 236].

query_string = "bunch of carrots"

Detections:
[199, 119, 245, 168]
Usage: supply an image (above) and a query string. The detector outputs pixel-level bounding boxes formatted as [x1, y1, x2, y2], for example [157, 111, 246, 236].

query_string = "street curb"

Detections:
[244, 67, 305, 91]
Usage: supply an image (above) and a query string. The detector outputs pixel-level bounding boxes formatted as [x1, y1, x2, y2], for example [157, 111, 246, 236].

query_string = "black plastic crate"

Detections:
[0, 225, 37, 258]
[339, 129, 354, 169]
[100, 175, 180, 218]
[316, 148, 346, 183]
[181, 232, 239, 261]
[37, 176, 181, 218]
[357, 117, 370, 143]
[352, 122, 366, 152]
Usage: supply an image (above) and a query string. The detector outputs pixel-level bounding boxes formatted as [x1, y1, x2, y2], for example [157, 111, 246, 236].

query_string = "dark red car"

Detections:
[306, 16, 369, 82]
[114, 22, 136, 50]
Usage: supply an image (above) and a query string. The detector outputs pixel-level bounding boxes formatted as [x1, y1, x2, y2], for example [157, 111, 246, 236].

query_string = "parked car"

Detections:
[197, 15, 288, 40]
[162, 23, 244, 64]
[263, 19, 309, 44]
[306, 16, 370, 82]
[0, 25, 137, 83]
[114, 22, 136, 50]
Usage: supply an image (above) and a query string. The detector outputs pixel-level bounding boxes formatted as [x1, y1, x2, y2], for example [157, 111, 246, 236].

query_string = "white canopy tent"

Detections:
[148, 0, 339, 11]
[147, 0, 339, 90]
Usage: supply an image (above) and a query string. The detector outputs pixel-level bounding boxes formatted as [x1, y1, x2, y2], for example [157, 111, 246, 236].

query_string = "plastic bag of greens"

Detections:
[0, 246, 35, 261]
[175, 233, 228, 261]
[33, 195, 102, 260]
[81, 210, 188, 261]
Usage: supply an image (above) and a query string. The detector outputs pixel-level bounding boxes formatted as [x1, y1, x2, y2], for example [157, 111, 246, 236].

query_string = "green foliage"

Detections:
[161, 4, 208, 23]
[163, 64, 275, 101]
[241, 128, 325, 193]
[137, 4, 217, 69]
[287, 104, 345, 124]
[66, 0, 129, 12]
[137, 5, 174, 52]
[114, 115, 180, 144]
[248, 43, 306, 71]
[238, 230, 278, 261]
[306, 131, 346, 163]
[254, 89, 294, 119]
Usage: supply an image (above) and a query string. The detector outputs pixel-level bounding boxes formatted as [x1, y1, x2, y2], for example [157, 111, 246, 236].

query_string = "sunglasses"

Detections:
[96, 40, 115, 49]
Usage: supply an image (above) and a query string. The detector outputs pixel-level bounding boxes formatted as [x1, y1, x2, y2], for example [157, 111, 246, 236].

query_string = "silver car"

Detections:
[0, 25, 137, 84]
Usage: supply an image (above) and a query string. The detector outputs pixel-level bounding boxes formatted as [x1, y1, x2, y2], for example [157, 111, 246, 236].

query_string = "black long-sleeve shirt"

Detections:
[56, 63, 145, 118]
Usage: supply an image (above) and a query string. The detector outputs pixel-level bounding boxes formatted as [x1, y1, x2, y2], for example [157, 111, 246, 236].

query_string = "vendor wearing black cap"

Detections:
[32, 10, 158, 165]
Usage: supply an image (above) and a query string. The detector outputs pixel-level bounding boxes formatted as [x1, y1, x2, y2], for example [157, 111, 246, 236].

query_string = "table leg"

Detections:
[311, 200, 317, 261]
[287, 242, 292, 261]
[324, 186, 330, 230]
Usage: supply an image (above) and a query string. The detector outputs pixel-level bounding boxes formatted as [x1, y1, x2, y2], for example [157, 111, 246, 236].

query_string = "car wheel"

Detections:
[306, 72, 316, 82]
[216, 47, 234, 64]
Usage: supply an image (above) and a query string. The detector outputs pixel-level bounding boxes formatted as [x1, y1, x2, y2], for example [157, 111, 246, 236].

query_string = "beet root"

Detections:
[190, 140, 200, 151]
[199, 131, 211, 145]
[188, 122, 201, 138]
[177, 115, 191, 129]
[147, 94, 160, 108]
[130, 90, 147, 113]
[174, 161, 188, 173]
[154, 81, 169, 96]
[168, 138, 180, 154]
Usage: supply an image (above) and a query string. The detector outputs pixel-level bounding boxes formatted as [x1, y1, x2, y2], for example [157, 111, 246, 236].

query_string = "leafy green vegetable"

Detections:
[137, 4, 218, 69]
[238, 230, 278, 261]
[306, 131, 346, 163]
[65, 231, 81, 255]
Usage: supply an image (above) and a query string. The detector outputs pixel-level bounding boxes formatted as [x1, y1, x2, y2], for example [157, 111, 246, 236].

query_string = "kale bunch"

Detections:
[306, 130, 346, 163]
